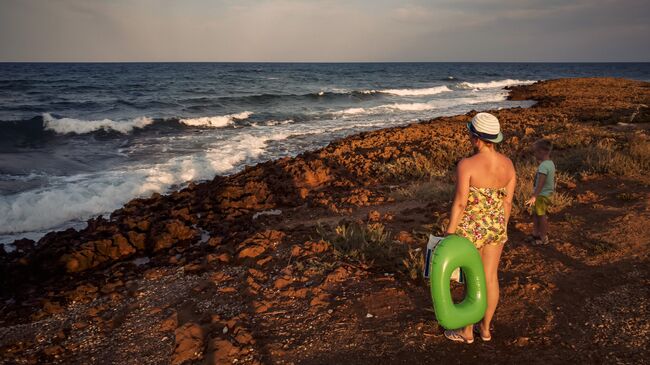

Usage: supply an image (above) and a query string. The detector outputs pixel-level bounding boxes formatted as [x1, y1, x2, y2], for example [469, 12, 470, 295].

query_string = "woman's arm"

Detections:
[446, 159, 471, 235]
[504, 171, 517, 227]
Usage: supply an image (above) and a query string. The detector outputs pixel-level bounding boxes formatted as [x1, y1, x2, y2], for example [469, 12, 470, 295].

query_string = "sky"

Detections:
[0, 0, 648, 62]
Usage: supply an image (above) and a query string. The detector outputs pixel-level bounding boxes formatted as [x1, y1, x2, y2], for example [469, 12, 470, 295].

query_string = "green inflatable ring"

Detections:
[429, 234, 487, 329]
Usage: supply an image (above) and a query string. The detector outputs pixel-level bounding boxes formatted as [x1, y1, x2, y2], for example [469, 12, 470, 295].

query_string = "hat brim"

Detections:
[466, 122, 503, 143]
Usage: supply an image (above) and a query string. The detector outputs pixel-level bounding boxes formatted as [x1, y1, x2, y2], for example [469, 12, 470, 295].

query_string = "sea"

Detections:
[1, 62, 649, 247]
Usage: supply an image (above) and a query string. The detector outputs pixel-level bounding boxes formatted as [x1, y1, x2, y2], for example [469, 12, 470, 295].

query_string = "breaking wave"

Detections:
[179, 111, 253, 128]
[458, 79, 537, 90]
[43, 113, 154, 134]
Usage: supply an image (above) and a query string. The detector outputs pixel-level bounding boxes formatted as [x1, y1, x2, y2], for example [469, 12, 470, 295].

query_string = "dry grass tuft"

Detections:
[316, 220, 407, 270]
[376, 148, 469, 183]
[390, 177, 455, 202]
[402, 247, 424, 281]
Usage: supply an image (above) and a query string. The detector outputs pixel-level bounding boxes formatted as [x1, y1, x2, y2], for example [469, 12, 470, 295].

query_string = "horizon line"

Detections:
[1, 60, 649, 64]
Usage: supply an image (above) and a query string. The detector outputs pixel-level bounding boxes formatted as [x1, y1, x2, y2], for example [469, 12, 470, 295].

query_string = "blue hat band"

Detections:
[468, 123, 499, 140]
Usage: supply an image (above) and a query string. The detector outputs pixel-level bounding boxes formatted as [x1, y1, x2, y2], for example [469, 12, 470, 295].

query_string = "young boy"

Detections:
[526, 139, 555, 245]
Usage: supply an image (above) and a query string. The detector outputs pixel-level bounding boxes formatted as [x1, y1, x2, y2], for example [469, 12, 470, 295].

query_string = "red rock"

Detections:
[42, 300, 64, 314]
[248, 268, 267, 281]
[72, 321, 88, 330]
[368, 210, 381, 222]
[160, 312, 178, 332]
[256, 256, 273, 266]
[172, 322, 205, 365]
[237, 245, 266, 259]
[325, 267, 349, 283]
[207, 339, 240, 365]
[211, 272, 231, 283]
[235, 332, 254, 345]
[100, 280, 124, 294]
[43, 345, 64, 357]
[207, 236, 224, 247]
[127, 231, 147, 250]
[207, 253, 230, 264]
[69, 283, 98, 303]
[310, 293, 330, 307]
[290, 245, 304, 257]
[273, 277, 292, 289]
[395, 231, 415, 244]
[281, 288, 308, 298]
[144, 268, 165, 280]
[252, 300, 270, 313]
[308, 240, 330, 253]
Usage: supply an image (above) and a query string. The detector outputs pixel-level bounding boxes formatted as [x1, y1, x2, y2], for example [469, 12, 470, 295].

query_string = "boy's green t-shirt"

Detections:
[534, 160, 555, 197]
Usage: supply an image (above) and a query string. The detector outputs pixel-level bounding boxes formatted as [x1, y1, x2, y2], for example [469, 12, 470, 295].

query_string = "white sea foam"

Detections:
[334, 107, 368, 115]
[179, 111, 252, 128]
[381, 102, 435, 111]
[458, 79, 536, 90]
[43, 113, 154, 134]
[334, 102, 434, 116]
[265, 119, 294, 126]
[379, 86, 451, 96]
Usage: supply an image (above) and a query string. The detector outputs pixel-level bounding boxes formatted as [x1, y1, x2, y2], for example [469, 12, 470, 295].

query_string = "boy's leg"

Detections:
[532, 214, 539, 237]
[539, 214, 548, 241]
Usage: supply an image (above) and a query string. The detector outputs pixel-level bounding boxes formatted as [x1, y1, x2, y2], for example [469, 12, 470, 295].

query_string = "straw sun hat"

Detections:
[467, 112, 503, 143]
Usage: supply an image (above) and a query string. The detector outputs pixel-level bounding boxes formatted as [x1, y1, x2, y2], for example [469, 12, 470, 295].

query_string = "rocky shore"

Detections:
[1, 78, 649, 364]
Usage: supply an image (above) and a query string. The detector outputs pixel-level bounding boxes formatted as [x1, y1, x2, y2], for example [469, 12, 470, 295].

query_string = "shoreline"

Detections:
[0, 96, 537, 249]
[1, 77, 649, 364]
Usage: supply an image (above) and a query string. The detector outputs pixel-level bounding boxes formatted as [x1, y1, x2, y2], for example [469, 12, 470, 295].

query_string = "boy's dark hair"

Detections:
[534, 139, 553, 153]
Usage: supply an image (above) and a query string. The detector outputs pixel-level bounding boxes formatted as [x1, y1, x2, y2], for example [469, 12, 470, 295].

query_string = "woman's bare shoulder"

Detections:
[497, 152, 516, 172]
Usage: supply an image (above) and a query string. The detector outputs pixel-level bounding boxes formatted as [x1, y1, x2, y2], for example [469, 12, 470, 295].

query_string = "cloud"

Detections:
[0, 0, 648, 61]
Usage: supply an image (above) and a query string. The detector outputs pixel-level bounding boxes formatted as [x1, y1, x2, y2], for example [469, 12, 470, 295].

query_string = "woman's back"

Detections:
[464, 151, 515, 189]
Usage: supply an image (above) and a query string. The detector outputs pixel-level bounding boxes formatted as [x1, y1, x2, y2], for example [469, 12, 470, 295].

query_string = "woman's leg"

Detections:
[479, 243, 505, 338]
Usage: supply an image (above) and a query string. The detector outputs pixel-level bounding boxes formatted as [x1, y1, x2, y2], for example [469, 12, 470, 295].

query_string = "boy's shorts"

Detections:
[533, 195, 552, 216]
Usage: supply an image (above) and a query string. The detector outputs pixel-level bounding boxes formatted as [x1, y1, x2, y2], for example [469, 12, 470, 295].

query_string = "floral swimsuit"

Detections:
[455, 186, 508, 249]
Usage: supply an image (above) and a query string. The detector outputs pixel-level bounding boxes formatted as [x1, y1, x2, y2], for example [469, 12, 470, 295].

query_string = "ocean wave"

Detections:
[179, 111, 253, 128]
[0, 130, 291, 239]
[43, 113, 154, 134]
[378, 86, 452, 96]
[458, 79, 537, 90]
[334, 102, 435, 116]
[333, 92, 509, 117]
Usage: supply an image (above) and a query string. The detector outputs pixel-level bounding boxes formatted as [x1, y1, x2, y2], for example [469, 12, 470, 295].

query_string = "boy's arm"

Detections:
[532, 173, 547, 197]
[526, 173, 547, 206]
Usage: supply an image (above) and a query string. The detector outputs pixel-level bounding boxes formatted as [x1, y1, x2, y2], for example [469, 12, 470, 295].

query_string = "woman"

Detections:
[443, 112, 516, 344]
